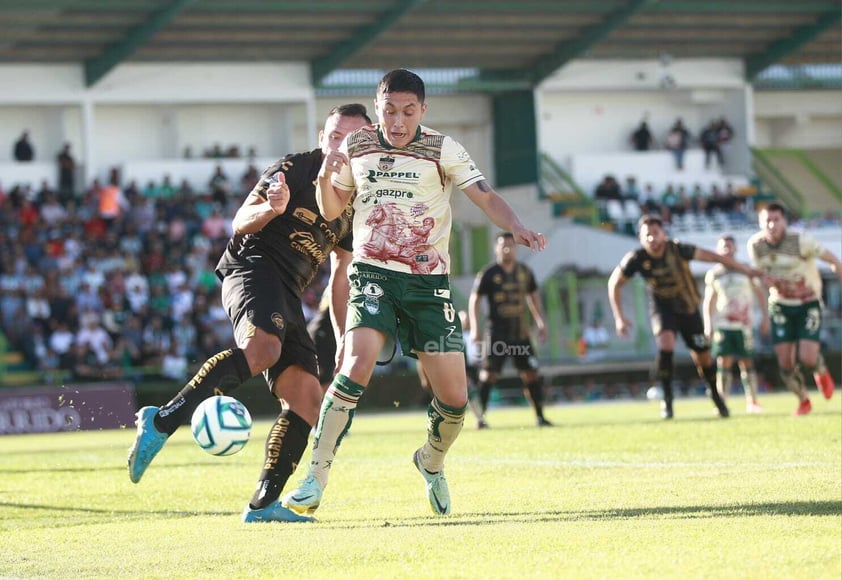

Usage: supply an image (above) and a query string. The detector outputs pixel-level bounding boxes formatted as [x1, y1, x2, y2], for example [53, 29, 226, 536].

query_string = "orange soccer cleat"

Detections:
[814, 370, 835, 400]
[793, 398, 812, 416]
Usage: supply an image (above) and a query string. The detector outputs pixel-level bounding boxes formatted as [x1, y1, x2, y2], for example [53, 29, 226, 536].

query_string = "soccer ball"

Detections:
[190, 395, 252, 456]
[646, 385, 664, 401]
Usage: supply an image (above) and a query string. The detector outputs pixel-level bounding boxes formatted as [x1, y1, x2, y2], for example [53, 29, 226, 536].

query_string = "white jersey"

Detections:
[705, 265, 755, 330]
[334, 124, 484, 275]
[747, 230, 824, 306]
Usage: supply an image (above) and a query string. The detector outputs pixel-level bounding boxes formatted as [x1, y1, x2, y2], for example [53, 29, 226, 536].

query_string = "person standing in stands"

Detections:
[608, 215, 761, 419]
[747, 202, 840, 415]
[14, 130, 34, 162]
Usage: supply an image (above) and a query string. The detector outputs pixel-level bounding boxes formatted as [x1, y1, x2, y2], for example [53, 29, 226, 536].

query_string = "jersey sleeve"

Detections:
[337, 229, 353, 252]
[704, 268, 715, 289]
[441, 136, 485, 190]
[799, 232, 824, 259]
[525, 265, 538, 293]
[619, 251, 639, 278]
[676, 241, 697, 260]
[255, 153, 300, 199]
[473, 268, 491, 296]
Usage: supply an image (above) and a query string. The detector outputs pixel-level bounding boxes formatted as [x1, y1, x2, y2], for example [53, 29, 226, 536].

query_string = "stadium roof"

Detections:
[1, 0, 839, 90]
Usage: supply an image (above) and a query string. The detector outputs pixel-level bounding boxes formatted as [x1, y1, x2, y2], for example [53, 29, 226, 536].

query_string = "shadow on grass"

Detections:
[2, 500, 839, 528]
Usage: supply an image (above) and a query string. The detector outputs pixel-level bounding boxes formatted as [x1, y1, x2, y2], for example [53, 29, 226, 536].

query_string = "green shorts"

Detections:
[769, 300, 822, 345]
[346, 262, 464, 358]
[712, 328, 754, 359]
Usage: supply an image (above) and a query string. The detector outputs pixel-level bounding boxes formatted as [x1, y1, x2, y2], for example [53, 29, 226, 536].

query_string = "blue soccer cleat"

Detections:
[413, 448, 451, 516]
[281, 475, 323, 515]
[127, 406, 169, 483]
[242, 500, 315, 523]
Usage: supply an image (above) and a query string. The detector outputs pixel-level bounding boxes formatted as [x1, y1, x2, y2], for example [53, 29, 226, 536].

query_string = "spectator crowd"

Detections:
[0, 163, 328, 384]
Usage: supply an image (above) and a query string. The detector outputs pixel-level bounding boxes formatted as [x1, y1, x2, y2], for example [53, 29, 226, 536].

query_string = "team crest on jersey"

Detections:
[362, 282, 384, 315]
[643, 260, 651, 270]
[378, 155, 395, 172]
[271, 313, 285, 330]
[293, 207, 318, 225]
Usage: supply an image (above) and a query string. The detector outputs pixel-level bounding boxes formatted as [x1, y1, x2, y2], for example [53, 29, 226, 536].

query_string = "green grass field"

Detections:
[1, 391, 840, 579]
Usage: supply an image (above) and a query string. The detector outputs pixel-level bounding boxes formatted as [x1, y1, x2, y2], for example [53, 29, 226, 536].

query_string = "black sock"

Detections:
[250, 410, 311, 509]
[657, 350, 674, 404]
[525, 379, 545, 419]
[154, 348, 252, 435]
[702, 364, 729, 416]
[479, 380, 494, 412]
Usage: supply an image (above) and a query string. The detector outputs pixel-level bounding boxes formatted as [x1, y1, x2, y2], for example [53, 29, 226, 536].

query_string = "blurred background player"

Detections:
[608, 215, 760, 419]
[469, 232, 551, 427]
[703, 235, 769, 413]
[126, 104, 371, 523]
[748, 202, 841, 415]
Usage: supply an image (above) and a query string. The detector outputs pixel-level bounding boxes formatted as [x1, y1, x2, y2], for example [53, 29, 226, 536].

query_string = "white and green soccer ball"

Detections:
[190, 395, 252, 456]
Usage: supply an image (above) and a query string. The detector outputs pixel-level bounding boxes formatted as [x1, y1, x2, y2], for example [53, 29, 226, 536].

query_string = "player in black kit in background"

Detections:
[470, 232, 551, 427]
[127, 104, 371, 523]
[608, 214, 761, 419]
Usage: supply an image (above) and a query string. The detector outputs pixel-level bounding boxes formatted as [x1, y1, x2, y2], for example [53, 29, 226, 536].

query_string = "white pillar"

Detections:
[81, 97, 94, 187]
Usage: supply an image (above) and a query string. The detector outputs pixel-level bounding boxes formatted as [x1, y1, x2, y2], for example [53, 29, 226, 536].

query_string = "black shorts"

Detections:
[220, 264, 318, 387]
[482, 336, 539, 374]
[307, 307, 336, 385]
[650, 305, 710, 352]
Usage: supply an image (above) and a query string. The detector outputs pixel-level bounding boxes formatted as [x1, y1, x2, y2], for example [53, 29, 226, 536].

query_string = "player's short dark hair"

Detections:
[496, 232, 515, 242]
[719, 234, 736, 244]
[765, 202, 787, 215]
[329, 103, 371, 124]
[377, 69, 425, 103]
[637, 214, 663, 232]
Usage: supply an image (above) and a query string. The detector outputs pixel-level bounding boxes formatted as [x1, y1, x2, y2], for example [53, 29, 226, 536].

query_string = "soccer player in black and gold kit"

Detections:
[127, 104, 371, 522]
[470, 232, 551, 427]
[608, 215, 760, 419]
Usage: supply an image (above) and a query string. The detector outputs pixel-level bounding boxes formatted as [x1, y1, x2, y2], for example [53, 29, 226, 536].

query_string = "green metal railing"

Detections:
[538, 153, 598, 226]
[750, 148, 805, 214]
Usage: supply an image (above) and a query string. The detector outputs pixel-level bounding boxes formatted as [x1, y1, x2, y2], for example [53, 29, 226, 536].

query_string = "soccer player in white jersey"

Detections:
[704, 235, 769, 413]
[282, 69, 546, 516]
[747, 203, 842, 415]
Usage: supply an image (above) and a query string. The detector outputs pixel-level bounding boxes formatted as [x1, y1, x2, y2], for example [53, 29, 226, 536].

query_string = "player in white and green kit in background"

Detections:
[704, 235, 769, 413]
[747, 203, 842, 415]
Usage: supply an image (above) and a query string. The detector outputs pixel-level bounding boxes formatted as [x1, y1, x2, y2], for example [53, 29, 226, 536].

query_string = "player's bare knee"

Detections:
[243, 334, 281, 373]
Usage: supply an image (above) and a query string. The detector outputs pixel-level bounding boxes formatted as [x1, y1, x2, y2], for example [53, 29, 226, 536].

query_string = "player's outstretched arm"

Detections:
[462, 180, 546, 251]
[607, 265, 632, 337]
[694, 247, 761, 278]
[819, 248, 842, 281]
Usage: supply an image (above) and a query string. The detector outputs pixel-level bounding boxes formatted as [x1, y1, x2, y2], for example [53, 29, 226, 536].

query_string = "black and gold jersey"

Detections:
[620, 240, 699, 314]
[216, 149, 353, 296]
[474, 262, 538, 340]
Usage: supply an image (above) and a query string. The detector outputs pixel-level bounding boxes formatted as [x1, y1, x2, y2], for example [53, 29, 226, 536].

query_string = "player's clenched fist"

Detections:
[320, 152, 348, 178]
[267, 172, 290, 215]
